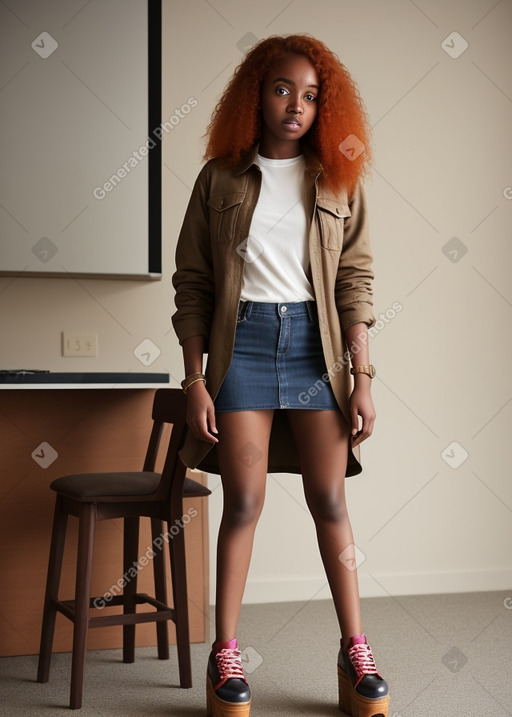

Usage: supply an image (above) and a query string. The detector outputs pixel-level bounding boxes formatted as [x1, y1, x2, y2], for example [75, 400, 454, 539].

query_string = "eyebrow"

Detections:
[271, 76, 319, 90]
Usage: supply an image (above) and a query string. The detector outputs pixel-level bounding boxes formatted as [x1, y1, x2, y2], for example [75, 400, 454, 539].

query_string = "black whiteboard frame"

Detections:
[147, 0, 162, 278]
[0, 0, 162, 281]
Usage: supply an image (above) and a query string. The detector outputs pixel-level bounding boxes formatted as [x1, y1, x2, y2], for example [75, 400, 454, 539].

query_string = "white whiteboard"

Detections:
[0, 0, 161, 278]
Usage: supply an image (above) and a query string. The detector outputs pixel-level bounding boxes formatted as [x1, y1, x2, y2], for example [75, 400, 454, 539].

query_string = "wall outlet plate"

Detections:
[62, 332, 98, 357]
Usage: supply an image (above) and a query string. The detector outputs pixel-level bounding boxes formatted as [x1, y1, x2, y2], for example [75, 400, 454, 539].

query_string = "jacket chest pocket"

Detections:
[316, 198, 350, 251]
[207, 192, 245, 244]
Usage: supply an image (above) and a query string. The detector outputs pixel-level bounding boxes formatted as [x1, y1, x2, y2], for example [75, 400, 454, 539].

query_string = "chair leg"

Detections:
[70, 503, 96, 710]
[37, 495, 68, 684]
[151, 518, 170, 660]
[168, 502, 192, 688]
[122, 516, 139, 663]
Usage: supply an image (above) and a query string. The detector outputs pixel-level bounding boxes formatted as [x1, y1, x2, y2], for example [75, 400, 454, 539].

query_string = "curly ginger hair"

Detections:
[203, 34, 372, 195]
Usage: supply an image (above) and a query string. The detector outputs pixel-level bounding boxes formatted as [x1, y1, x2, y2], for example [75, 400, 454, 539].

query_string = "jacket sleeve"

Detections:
[171, 163, 214, 347]
[335, 181, 376, 331]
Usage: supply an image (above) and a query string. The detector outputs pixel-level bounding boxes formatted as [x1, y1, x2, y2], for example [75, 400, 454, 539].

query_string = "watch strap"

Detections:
[350, 365, 376, 379]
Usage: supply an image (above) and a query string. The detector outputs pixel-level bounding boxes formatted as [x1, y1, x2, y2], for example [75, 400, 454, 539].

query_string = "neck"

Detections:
[258, 138, 302, 160]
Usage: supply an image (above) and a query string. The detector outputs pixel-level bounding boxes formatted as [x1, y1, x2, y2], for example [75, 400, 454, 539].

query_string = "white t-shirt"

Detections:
[239, 154, 315, 302]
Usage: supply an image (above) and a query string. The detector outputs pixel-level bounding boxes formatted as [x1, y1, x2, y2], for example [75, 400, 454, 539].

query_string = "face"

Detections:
[259, 53, 319, 159]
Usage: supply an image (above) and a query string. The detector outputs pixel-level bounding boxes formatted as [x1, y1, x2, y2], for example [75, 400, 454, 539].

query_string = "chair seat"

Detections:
[50, 471, 161, 499]
[50, 472, 211, 500]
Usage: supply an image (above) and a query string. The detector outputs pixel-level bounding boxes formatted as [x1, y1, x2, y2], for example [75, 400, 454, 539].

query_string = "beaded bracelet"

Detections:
[181, 372, 206, 394]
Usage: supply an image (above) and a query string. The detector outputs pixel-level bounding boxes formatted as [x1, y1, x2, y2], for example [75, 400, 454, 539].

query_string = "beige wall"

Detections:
[1, 0, 511, 604]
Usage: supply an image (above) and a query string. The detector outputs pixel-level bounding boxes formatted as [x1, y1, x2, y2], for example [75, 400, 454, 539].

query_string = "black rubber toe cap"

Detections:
[356, 674, 389, 699]
[216, 678, 251, 703]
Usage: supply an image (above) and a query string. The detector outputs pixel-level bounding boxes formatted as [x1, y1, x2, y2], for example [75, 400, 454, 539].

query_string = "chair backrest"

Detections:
[142, 388, 189, 501]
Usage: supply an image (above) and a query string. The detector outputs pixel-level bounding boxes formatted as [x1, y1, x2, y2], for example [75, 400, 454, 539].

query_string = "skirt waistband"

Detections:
[238, 300, 317, 321]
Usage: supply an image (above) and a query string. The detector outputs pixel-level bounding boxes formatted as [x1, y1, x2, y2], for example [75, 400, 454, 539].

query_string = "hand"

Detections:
[349, 381, 376, 448]
[185, 381, 218, 444]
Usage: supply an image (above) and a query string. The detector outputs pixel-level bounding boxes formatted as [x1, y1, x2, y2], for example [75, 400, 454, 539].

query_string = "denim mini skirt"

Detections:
[214, 301, 340, 412]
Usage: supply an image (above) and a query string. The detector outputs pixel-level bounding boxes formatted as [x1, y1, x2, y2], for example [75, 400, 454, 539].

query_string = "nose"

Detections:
[287, 94, 303, 114]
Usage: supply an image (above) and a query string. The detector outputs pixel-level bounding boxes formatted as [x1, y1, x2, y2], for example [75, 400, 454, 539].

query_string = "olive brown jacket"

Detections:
[172, 145, 375, 477]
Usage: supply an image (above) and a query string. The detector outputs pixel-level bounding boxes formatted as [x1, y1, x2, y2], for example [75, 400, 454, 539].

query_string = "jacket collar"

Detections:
[234, 145, 260, 175]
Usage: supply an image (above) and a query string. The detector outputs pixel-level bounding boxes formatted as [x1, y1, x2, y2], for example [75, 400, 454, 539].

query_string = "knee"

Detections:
[222, 492, 264, 529]
[306, 490, 348, 524]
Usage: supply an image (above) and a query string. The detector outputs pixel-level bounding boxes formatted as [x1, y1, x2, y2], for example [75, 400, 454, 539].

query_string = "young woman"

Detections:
[172, 34, 389, 717]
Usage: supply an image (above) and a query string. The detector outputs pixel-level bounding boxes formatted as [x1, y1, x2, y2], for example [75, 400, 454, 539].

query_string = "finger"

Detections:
[187, 412, 213, 442]
[353, 415, 375, 447]
[193, 421, 217, 443]
[197, 410, 219, 443]
[207, 404, 218, 437]
[350, 407, 360, 437]
[364, 410, 376, 436]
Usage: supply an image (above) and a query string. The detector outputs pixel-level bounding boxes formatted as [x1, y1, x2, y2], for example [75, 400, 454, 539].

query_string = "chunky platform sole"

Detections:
[338, 665, 389, 717]
[206, 675, 251, 717]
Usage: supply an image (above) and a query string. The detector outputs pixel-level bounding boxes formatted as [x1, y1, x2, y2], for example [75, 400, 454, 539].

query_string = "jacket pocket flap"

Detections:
[316, 197, 351, 218]
[207, 192, 245, 212]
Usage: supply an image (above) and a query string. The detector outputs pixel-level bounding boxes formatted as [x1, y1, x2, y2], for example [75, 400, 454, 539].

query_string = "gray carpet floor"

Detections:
[1, 591, 511, 716]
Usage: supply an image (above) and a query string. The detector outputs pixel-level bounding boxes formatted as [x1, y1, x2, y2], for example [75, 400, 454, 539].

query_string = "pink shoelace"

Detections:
[214, 647, 248, 689]
[347, 642, 381, 686]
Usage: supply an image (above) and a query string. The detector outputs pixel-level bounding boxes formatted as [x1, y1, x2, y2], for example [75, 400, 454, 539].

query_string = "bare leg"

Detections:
[214, 409, 274, 642]
[287, 409, 362, 649]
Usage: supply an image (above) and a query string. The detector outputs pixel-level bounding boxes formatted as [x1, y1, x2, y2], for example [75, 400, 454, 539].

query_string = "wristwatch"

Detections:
[350, 364, 376, 379]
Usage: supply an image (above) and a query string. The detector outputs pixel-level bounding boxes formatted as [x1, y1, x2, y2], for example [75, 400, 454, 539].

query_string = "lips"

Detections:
[282, 118, 301, 128]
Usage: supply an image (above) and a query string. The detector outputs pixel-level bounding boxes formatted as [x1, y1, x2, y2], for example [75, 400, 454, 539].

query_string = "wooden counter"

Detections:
[0, 387, 209, 657]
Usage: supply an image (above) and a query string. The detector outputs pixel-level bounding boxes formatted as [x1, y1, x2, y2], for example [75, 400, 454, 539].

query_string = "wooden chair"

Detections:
[36, 388, 210, 709]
